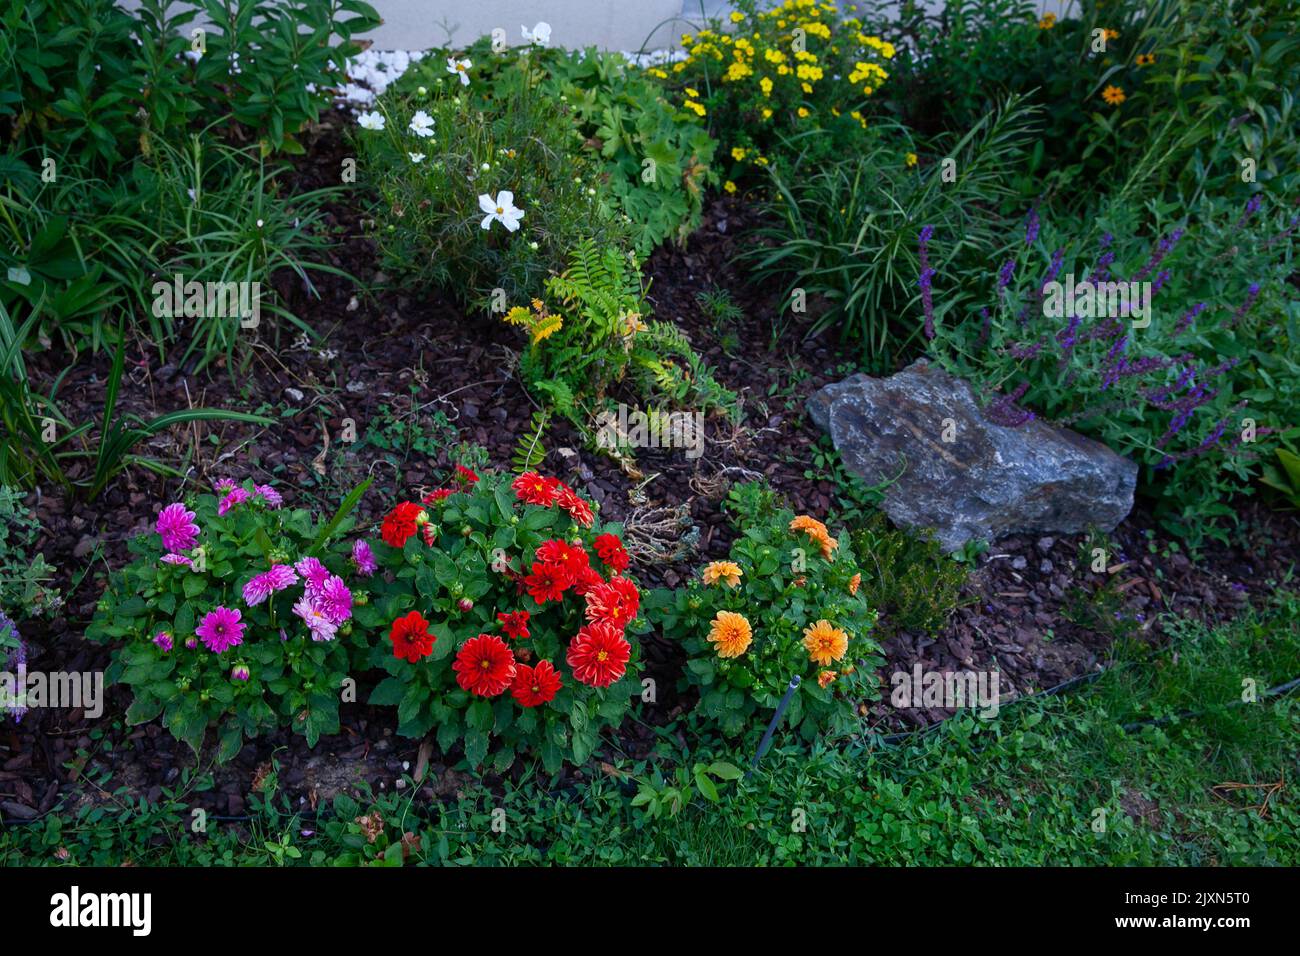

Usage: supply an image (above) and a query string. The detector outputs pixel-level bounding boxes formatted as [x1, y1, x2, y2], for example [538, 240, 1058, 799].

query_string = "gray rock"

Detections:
[807, 360, 1137, 552]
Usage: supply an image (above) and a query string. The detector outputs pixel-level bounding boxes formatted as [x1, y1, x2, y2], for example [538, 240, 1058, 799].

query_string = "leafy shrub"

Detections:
[849, 514, 968, 638]
[669, 0, 895, 175]
[360, 468, 642, 772]
[934, 190, 1299, 544]
[0, 485, 60, 619]
[393, 39, 717, 255]
[353, 58, 630, 307]
[0, 0, 378, 165]
[86, 478, 374, 758]
[645, 509, 882, 739]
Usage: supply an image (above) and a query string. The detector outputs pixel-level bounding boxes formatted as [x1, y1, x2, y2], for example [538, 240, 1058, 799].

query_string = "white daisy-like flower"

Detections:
[408, 152, 426, 163]
[357, 110, 385, 130]
[478, 191, 525, 232]
[408, 110, 435, 137]
[521, 22, 552, 46]
[447, 57, 472, 86]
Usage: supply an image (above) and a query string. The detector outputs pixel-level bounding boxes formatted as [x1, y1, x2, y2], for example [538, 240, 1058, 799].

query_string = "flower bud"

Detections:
[231, 663, 251, 682]
[457, 597, 474, 613]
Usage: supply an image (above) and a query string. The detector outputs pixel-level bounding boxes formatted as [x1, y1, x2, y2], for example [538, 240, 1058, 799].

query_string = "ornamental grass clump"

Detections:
[86, 478, 375, 758]
[360, 467, 641, 772]
[645, 509, 882, 739]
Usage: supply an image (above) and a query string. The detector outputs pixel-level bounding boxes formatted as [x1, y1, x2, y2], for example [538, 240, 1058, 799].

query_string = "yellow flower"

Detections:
[905, 151, 918, 167]
[755, 155, 769, 165]
[1104, 28, 1119, 40]
[1038, 13, 1057, 29]
[760, 76, 773, 96]
[797, 106, 810, 118]
[681, 33, 693, 46]
[1101, 84, 1126, 105]
[761, 107, 773, 119]
[790, 514, 837, 558]
[647, 67, 668, 79]
[764, 48, 786, 65]
[730, 146, 748, 161]
[801, 82, 813, 94]
[803, 619, 848, 666]
[708, 610, 753, 659]
[729, 10, 745, 23]
[848, 572, 861, 596]
[683, 99, 707, 116]
[702, 560, 743, 588]
[817, 669, 838, 689]
[1136, 53, 1155, 66]
[685, 87, 700, 98]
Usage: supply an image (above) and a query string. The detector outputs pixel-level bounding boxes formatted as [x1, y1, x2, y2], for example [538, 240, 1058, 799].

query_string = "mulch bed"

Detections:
[3, 118, 1297, 821]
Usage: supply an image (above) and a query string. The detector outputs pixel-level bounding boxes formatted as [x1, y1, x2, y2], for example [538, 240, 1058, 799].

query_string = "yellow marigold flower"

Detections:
[702, 560, 743, 588]
[672, 61, 686, 73]
[905, 151, 918, 167]
[1039, 13, 1057, 29]
[880, 41, 895, 58]
[762, 107, 773, 119]
[685, 87, 700, 98]
[1136, 53, 1155, 66]
[684, 99, 707, 116]
[778, 63, 791, 75]
[1101, 84, 1126, 105]
[723, 180, 737, 194]
[708, 610, 753, 658]
[848, 572, 861, 595]
[806, 22, 830, 39]
[681, 33, 693, 46]
[647, 67, 668, 79]
[760, 76, 773, 96]
[817, 669, 838, 689]
[764, 48, 786, 64]
[797, 106, 810, 118]
[730, 146, 747, 161]
[730, 10, 745, 22]
[803, 619, 848, 666]
[801, 82, 813, 94]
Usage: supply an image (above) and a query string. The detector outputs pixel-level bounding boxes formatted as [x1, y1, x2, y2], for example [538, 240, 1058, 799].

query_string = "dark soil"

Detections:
[4, 116, 1298, 822]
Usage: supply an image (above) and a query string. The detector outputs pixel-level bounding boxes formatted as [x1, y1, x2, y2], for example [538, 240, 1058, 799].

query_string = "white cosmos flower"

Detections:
[357, 110, 385, 130]
[408, 152, 426, 163]
[522, 22, 552, 46]
[447, 57, 472, 86]
[478, 191, 525, 232]
[408, 110, 435, 137]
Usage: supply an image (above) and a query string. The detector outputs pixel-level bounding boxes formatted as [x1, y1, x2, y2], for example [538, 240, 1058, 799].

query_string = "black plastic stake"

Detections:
[748, 675, 801, 778]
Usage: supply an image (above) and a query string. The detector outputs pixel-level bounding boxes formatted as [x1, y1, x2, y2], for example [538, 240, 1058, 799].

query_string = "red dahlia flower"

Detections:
[381, 501, 426, 548]
[422, 488, 454, 505]
[571, 565, 605, 597]
[524, 560, 569, 604]
[555, 484, 594, 527]
[497, 610, 531, 640]
[593, 533, 630, 572]
[511, 659, 563, 707]
[512, 471, 559, 507]
[390, 611, 436, 662]
[452, 634, 517, 697]
[535, 538, 589, 582]
[566, 622, 631, 688]
[455, 465, 480, 484]
[584, 576, 640, 630]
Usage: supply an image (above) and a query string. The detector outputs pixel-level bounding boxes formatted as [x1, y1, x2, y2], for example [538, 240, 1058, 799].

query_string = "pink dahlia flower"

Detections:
[351, 539, 377, 576]
[317, 575, 353, 624]
[242, 564, 299, 606]
[217, 487, 252, 516]
[254, 484, 283, 508]
[156, 503, 200, 552]
[293, 597, 338, 642]
[295, 556, 331, 596]
[197, 606, 245, 653]
[161, 553, 193, 567]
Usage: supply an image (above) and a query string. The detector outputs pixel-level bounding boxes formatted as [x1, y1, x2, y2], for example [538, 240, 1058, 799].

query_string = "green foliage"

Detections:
[850, 514, 969, 638]
[0, 0, 378, 166]
[742, 97, 1037, 370]
[511, 409, 550, 474]
[645, 507, 882, 740]
[363, 469, 640, 772]
[630, 759, 742, 819]
[1259, 433, 1300, 510]
[0, 484, 60, 618]
[85, 479, 372, 757]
